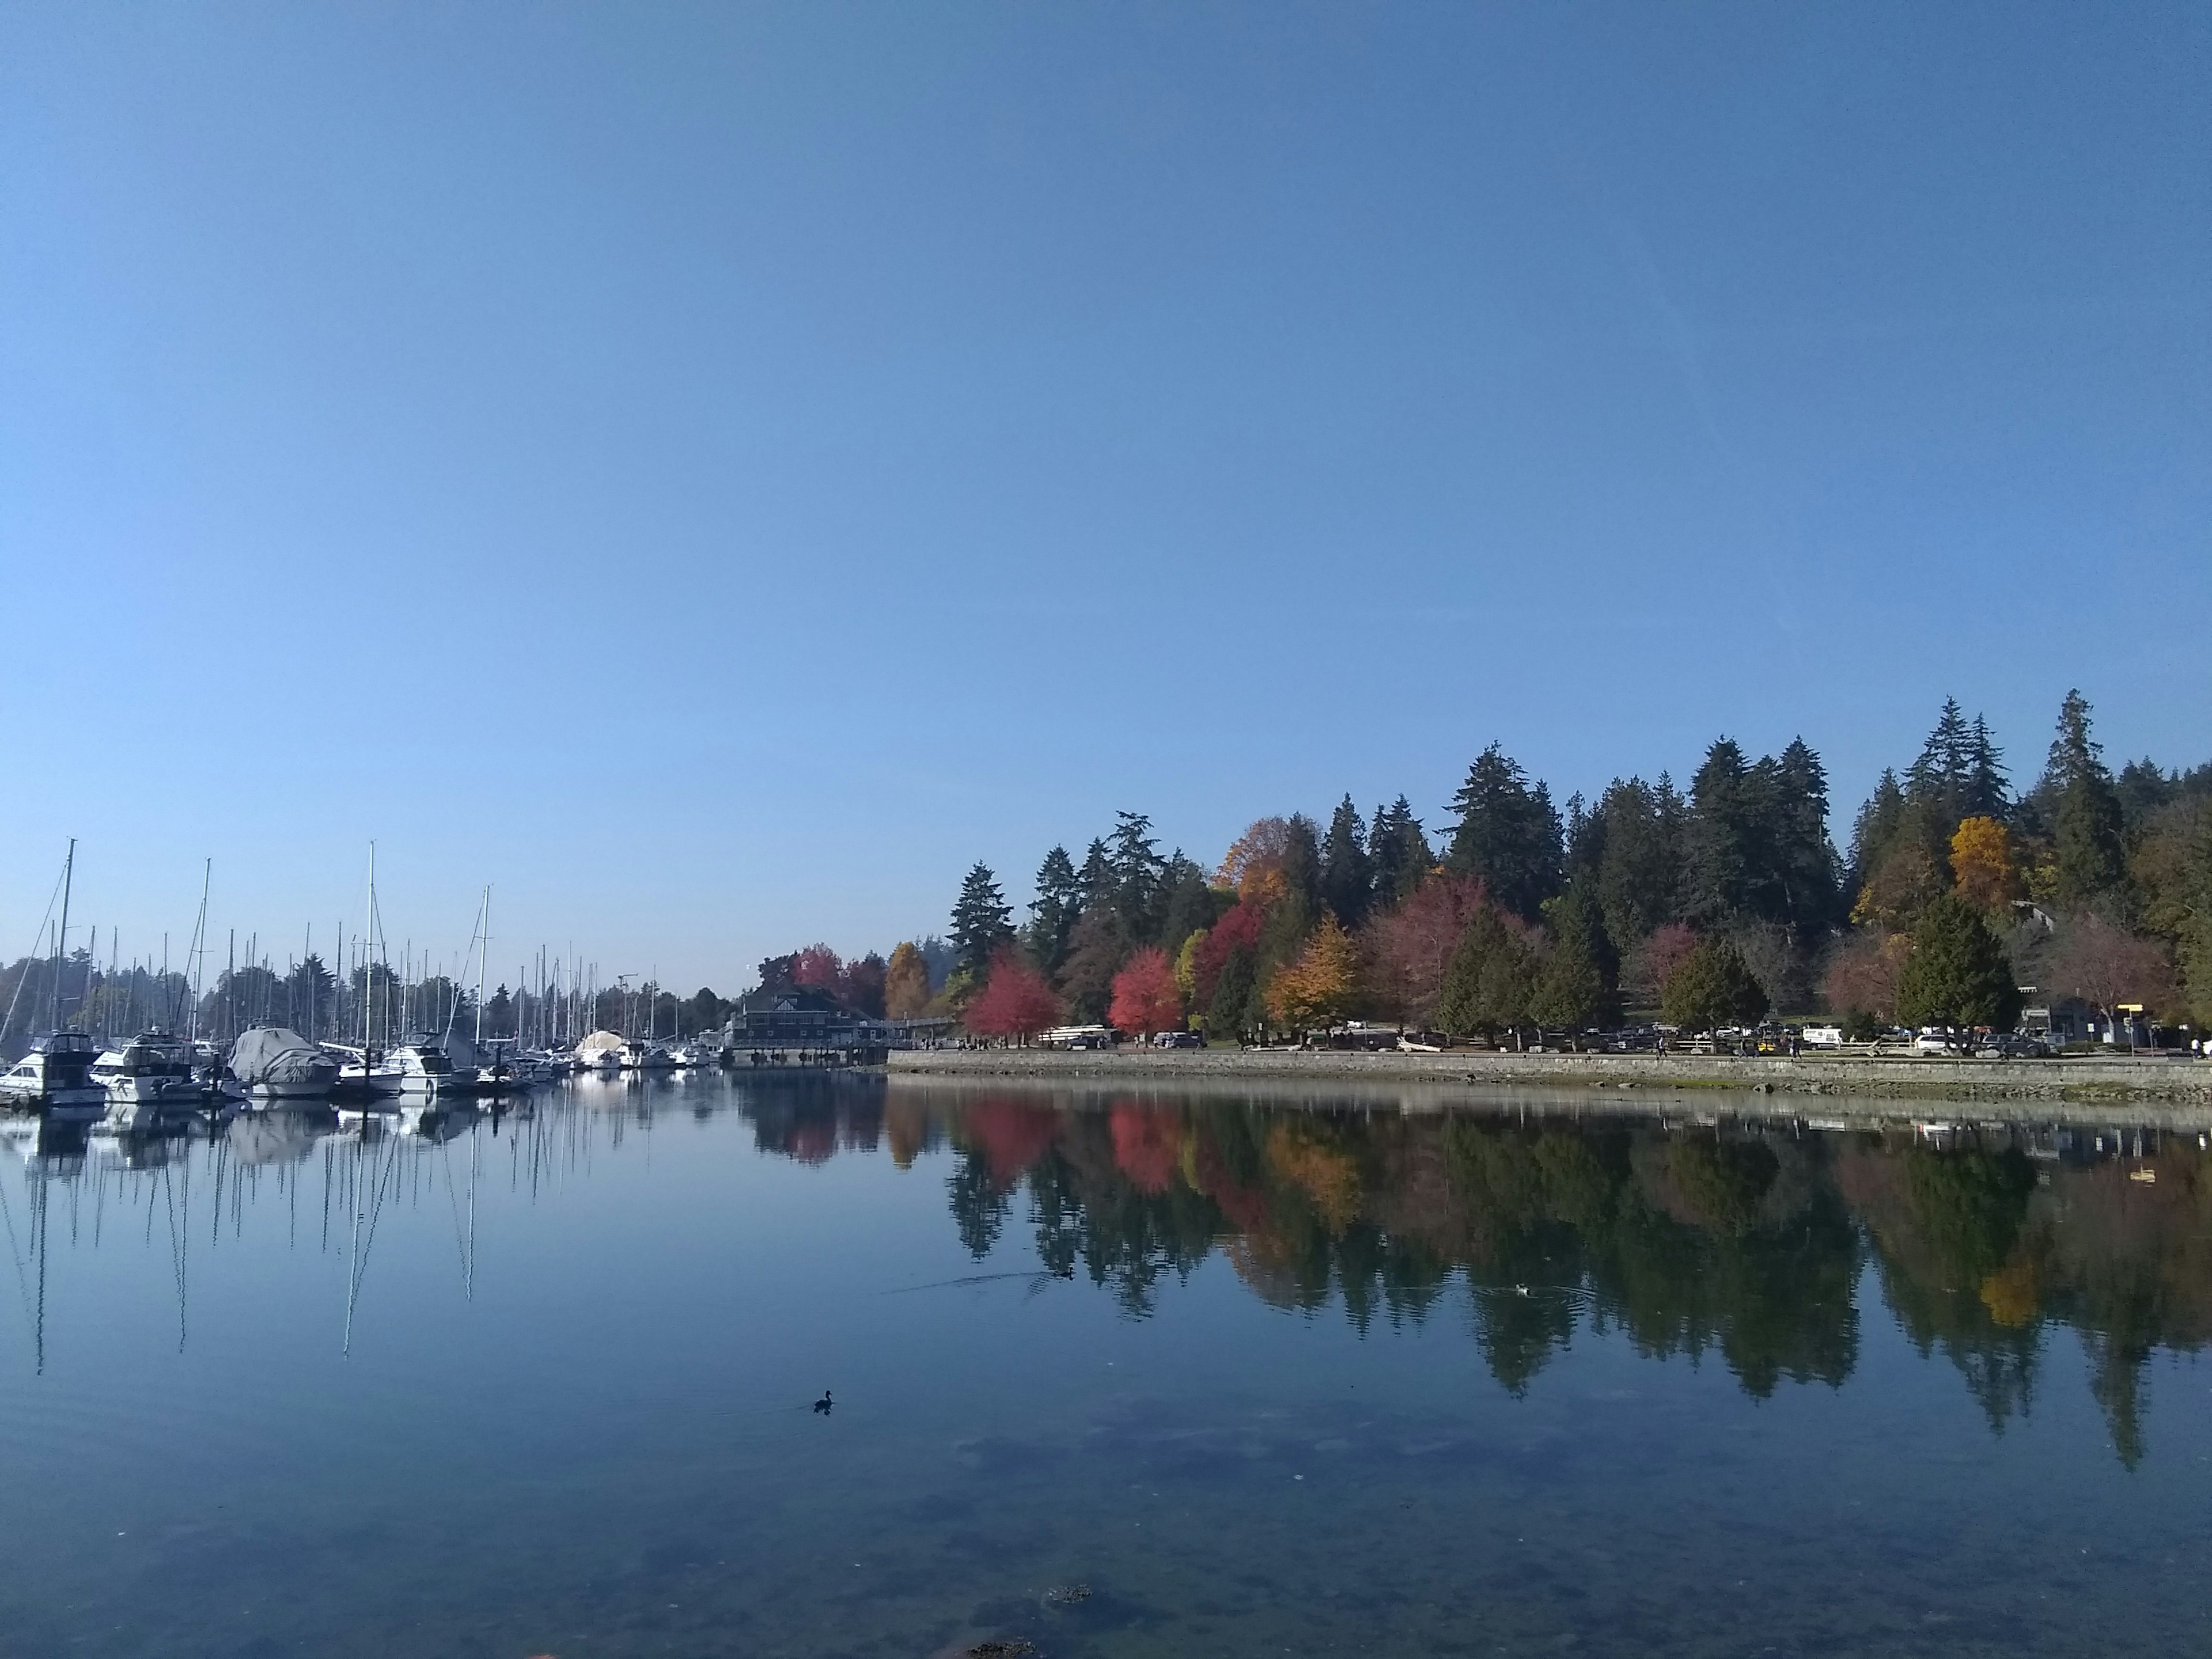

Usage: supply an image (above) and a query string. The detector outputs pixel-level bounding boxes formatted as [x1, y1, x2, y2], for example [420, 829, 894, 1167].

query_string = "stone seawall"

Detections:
[887, 1046, 2212, 1108]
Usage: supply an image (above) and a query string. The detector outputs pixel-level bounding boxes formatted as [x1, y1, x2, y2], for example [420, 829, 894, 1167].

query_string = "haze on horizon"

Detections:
[2, 3, 2206, 992]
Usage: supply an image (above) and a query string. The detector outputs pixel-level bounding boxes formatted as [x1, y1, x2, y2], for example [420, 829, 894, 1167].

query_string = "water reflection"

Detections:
[5, 1077, 2206, 1473]
[870, 1085, 2209, 1469]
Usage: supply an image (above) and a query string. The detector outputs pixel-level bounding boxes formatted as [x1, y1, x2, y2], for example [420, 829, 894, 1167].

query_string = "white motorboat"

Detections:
[389, 1040, 478, 1095]
[0, 1032, 109, 1114]
[93, 1032, 202, 1106]
[621, 1040, 677, 1070]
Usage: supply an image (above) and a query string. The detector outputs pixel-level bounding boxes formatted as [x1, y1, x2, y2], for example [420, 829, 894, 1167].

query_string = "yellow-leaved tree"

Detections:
[884, 941, 932, 1020]
[1950, 816, 2024, 911]
[1264, 915, 1359, 1032]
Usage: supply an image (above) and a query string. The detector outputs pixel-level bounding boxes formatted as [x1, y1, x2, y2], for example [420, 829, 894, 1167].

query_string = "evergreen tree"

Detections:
[1907, 697, 1978, 825]
[1594, 775, 1687, 945]
[1965, 715, 2010, 820]
[1109, 812, 1166, 938]
[1658, 938, 1770, 1031]
[1024, 846, 1082, 976]
[1278, 814, 1324, 920]
[950, 863, 1014, 978]
[1156, 854, 1219, 959]
[1894, 893, 2023, 1036]
[1771, 738, 1843, 934]
[1848, 770, 1910, 893]
[1438, 907, 1535, 1037]
[1370, 797, 1434, 903]
[1685, 739, 1764, 926]
[2044, 690, 2127, 904]
[1531, 899, 1615, 1031]
[1320, 797, 1374, 927]
[1445, 745, 1563, 922]
[1207, 945, 1260, 1041]
[1075, 839, 1114, 911]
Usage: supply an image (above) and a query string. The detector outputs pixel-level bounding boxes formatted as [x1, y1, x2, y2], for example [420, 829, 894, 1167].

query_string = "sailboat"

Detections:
[329, 846, 404, 1099]
[0, 842, 108, 1116]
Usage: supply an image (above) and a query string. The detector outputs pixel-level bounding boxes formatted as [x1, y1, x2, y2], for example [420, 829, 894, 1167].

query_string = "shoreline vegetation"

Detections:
[887, 1043, 2212, 1111]
[895, 691, 2211, 1061]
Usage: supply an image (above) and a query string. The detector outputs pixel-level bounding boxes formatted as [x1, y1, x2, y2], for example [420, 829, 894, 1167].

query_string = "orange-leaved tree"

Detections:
[964, 947, 1061, 1043]
[1109, 946, 1184, 1035]
[1950, 816, 2024, 911]
[884, 942, 932, 1019]
[1265, 914, 1359, 1032]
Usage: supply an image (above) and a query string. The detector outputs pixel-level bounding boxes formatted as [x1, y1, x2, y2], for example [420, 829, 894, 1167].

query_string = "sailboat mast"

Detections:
[187, 858, 210, 1043]
[49, 838, 74, 1032]
[474, 885, 490, 1047]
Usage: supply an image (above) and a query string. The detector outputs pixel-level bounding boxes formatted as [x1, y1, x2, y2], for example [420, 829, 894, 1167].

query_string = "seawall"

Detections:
[887, 1046, 2212, 1109]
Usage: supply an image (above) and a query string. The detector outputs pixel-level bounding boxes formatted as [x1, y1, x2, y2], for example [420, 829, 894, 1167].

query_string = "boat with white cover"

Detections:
[229, 1027, 340, 1101]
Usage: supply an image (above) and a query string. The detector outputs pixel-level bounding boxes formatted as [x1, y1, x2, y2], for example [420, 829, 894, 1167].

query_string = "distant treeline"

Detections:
[919, 690, 2210, 1039]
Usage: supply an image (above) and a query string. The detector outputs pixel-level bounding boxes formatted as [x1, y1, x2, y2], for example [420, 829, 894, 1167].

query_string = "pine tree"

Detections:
[1771, 738, 1842, 935]
[950, 863, 1014, 978]
[1685, 739, 1761, 926]
[1108, 812, 1166, 938]
[2045, 690, 2126, 905]
[1658, 938, 1770, 1032]
[1445, 744, 1563, 922]
[1531, 905, 1613, 1031]
[1207, 945, 1259, 1041]
[1438, 906, 1535, 1037]
[1895, 893, 2023, 1037]
[1594, 775, 1687, 946]
[1371, 797, 1434, 904]
[1024, 846, 1082, 976]
[1965, 715, 2010, 820]
[1848, 770, 1910, 893]
[1320, 797, 1374, 927]
[1075, 839, 1113, 912]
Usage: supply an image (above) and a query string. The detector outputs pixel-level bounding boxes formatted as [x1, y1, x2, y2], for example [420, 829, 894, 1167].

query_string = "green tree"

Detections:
[1207, 944, 1260, 1040]
[2045, 690, 2127, 905]
[1320, 796, 1373, 927]
[1893, 893, 2023, 1036]
[1024, 846, 1082, 976]
[1660, 938, 1770, 1031]
[1370, 796, 1435, 904]
[950, 862, 1014, 978]
[1531, 889, 1619, 1035]
[1593, 774, 1688, 945]
[1438, 907, 1535, 1037]
[1109, 812, 1167, 938]
[1446, 744, 1563, 922]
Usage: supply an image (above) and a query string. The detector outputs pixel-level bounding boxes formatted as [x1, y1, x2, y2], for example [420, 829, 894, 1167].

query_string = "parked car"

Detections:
[1153, 1031, 1202, 1048]
[1975, 1034, 2051, 1059]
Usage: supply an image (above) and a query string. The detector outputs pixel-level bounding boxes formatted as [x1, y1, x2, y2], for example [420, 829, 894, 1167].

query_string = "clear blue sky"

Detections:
[3, 3, 2206, 992]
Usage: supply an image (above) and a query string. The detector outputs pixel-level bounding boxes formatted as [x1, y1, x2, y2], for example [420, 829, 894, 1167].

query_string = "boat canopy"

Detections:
[229, 1027, 332, 1086]
[574, 1029, 627, 1058]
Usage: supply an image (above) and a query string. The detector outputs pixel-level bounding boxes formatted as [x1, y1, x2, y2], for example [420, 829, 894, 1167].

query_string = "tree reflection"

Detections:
[734, 1079, 2212, 1468]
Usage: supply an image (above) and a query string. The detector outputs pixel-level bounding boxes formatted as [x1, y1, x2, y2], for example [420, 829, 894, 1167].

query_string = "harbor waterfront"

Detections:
[0, 1071, 2206, 1657]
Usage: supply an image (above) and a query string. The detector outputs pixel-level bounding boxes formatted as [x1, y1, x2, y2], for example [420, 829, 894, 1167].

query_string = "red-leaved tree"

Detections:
[964, 947, 1062, 1043]
[1361, 874, 1486, 1027]
[792, 943, 844, 994]
[1190, 900, 1268, 1009]
[1109, 946, 1184, 1035]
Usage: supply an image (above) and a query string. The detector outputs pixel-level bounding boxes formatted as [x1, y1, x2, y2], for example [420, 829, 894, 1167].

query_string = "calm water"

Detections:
[0, 1075, 2206, 1658]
